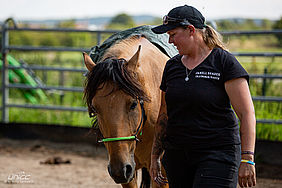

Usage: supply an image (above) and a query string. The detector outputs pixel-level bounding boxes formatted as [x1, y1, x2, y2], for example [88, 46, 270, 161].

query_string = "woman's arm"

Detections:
[152, 91, 168, 157]
[150, 91, 168, 186]
[225, 77, 256, 187]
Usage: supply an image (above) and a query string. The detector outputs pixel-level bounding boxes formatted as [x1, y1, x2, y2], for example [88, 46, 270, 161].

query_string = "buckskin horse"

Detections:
[83, 34, 169, 188]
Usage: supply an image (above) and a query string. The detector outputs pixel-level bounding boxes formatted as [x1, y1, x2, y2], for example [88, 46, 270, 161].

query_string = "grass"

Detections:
[257, 123, 282, 141]
[255, 101, 281, 120]
[1, 35, 282, 141]
[9, 108, 91, 127]
[224, 35, 282, 52]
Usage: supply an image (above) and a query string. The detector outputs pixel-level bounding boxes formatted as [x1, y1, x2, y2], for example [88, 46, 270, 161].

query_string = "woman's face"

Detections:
[167, 27, 192, 55]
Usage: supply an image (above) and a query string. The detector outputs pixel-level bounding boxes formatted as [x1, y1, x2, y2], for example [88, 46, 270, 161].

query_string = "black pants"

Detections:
[161, 145, 241, 188]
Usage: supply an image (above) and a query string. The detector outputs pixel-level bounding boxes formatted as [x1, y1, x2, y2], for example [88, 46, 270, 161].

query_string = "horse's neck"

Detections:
[137, 40, 168, 128]
[139, 39, 168, 90]
[139, 39, 167, 74]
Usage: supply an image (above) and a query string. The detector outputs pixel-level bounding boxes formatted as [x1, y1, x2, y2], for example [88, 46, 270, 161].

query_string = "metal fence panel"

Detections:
[1, 21, 281, 124]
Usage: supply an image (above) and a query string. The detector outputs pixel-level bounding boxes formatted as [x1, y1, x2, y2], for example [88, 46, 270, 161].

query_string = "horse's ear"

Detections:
[126, 45, 141, 71]
[83, 52, 96, 71]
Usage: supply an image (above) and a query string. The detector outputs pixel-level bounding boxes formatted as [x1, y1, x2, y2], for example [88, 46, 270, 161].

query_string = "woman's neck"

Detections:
[182, 44, 212, 70]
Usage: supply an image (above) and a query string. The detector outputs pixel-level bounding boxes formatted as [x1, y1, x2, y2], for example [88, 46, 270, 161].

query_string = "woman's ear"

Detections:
[187, 25, 196, 34]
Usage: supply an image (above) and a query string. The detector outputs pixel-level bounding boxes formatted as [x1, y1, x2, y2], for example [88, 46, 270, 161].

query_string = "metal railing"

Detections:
[1, 18, 282, 124]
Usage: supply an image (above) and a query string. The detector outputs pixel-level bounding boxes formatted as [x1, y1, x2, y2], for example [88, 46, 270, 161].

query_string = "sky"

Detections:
[0, 0, 282, 21]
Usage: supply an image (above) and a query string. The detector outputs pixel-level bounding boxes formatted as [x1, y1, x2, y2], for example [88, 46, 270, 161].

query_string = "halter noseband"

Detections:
[98, 99, 146, 143]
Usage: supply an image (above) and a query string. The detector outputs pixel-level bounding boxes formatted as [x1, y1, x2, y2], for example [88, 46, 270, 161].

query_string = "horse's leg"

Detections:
[121, 177, 137, 188]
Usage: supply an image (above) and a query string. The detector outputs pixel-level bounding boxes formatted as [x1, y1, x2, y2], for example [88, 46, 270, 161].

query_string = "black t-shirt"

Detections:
[160, 48, 249, 150]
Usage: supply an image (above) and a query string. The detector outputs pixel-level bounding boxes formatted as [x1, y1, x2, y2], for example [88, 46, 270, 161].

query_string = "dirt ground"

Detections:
[0, 138, 281, 188]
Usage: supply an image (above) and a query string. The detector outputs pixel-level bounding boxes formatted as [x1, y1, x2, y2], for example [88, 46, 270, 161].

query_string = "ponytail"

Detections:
[199, 25, 228, 51]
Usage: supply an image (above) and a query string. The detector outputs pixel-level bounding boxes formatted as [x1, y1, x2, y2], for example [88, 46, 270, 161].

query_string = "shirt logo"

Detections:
[195, 71, 221, 80]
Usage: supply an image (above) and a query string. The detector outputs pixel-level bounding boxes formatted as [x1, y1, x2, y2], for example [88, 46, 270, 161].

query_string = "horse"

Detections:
[83, 34, 169, 188]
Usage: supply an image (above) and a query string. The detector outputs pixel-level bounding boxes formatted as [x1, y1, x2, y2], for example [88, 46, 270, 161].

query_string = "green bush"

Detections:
[272, 17, 282, 47]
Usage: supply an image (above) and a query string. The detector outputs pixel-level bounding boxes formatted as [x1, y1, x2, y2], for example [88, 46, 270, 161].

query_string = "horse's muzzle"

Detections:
[108, 162, 135, 184]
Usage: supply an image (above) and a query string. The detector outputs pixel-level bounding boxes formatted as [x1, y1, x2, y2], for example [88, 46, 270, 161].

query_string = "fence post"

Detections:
[262, 68, 267, 96]
[59, 71, 65, 104]
[97, 31, 101, 45]
[1, 22, 10, 123]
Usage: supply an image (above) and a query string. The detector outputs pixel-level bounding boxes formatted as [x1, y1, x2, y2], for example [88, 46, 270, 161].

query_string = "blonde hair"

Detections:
[197, 25, 228, 51]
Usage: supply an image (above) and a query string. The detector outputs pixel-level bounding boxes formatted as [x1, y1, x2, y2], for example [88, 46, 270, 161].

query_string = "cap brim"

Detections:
[151, 24, 179, 34]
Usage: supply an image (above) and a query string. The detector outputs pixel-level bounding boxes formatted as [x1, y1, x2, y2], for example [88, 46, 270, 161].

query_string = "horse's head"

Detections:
[83, 46, 150, 184]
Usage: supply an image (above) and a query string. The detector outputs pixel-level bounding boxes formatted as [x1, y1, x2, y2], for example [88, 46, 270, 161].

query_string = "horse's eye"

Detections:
[130, 101, 138, 110]
[90, 105, 98, 115]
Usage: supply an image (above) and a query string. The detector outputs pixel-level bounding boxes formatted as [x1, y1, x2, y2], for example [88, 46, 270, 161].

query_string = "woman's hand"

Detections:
[150, 155, 168, 186]
[238, 160, 256, 187]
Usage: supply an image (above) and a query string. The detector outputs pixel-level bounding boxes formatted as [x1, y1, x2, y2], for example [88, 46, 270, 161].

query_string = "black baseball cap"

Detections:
[152, 5, 206, 34]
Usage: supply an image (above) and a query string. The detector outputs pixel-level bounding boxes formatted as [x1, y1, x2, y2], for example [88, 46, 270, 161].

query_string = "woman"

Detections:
[150, 5, 256, 188]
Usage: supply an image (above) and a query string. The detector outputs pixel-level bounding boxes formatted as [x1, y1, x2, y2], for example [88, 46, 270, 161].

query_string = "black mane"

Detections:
[84, 58, 150, 117]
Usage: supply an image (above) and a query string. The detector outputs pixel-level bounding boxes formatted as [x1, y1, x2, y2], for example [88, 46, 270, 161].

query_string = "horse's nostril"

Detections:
[124, 164, 133, 179]
[108, 163, 135, 183]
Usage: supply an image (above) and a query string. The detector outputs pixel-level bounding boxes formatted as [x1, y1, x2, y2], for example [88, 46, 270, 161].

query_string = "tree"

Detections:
[241, 19, 259, 30]
[150, 17, 162, 26]
[261, 19, 272, 30]
[106, 13, 135, 30]
[56, 20, 76, 28]
[55, 20, 76, 47]
[216, 20, 237, 31]
[0, 33, 2, 50]
[272, 17, 282, 47]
